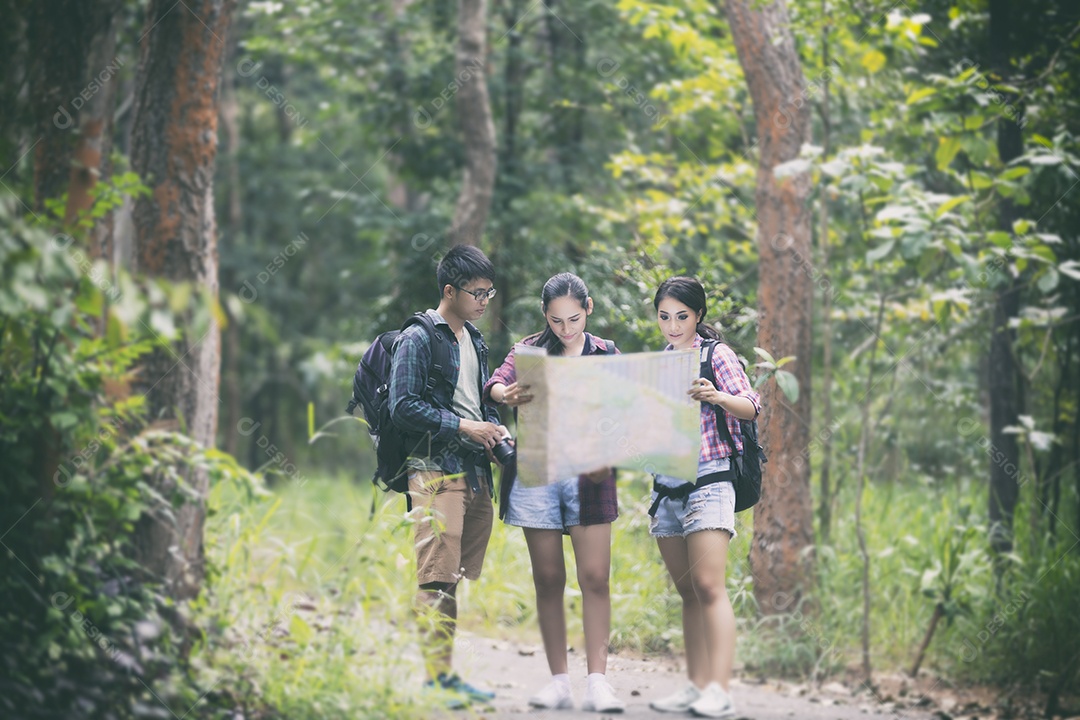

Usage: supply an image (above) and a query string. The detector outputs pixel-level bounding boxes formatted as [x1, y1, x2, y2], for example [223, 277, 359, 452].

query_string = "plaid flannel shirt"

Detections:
[670, 335, 761, 462]
[484, 332, 619, 526]
[388, 310, 500, 475]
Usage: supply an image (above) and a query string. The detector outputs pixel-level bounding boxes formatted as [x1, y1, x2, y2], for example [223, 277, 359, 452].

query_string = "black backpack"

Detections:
[701, 340, 767, 512]
[346, 312, 455, 501]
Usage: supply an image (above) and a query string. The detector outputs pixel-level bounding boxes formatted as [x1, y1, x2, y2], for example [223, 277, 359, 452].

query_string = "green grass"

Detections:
[190, 468, 1078, 717]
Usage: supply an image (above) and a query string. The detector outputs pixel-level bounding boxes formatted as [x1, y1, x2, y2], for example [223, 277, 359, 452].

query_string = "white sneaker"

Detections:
[528, 678, 574, 709]
[582, 677, 625, 713]
[689, 682, 736, 718]
[650, 682, 702, 712]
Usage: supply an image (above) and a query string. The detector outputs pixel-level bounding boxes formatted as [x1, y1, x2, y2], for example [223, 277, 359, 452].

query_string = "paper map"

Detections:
[512, 345, 701, 487]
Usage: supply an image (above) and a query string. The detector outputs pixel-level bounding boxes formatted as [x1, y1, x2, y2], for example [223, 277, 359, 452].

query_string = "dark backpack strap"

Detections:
[701, 340, 743, 471]
[649, 480, 694, 517]
[700, 339, 719, 390]
[590, 336, 615, 355]
[648, 472, 731, 516]
[404, 312, 451, 396]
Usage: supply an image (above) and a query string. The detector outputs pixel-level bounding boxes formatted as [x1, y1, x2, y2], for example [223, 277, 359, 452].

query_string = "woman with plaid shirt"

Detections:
[648, 276, 761, 720]
[483, 272, 624, 714]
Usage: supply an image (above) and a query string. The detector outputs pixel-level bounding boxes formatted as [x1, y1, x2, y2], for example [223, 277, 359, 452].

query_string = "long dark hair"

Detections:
[653, 276, 723, 342]
[525, 272, 590, 356]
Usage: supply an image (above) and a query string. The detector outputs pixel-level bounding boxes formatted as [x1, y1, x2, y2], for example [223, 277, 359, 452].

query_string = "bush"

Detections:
[0, 195, 255, 718]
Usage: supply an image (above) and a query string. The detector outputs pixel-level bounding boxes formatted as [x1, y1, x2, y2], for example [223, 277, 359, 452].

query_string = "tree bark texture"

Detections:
[29, 0, 121, 213]
[64, 12, 121, 266]
[447, 0, 496, 246]
[724, 0, 815, 613]
[129, 0, 232, 602]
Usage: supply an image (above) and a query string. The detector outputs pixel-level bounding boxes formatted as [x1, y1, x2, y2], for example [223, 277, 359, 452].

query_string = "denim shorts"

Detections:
[649, 480, 737, 539]
[504, 476, 583, 530]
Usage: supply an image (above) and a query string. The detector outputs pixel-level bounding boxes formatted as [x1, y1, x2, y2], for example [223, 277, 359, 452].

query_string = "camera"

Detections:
[491, 434, 516, 465]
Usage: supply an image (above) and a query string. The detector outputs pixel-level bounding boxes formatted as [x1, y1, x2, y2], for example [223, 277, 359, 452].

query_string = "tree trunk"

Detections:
[855, 294, 886, 684]
[447, 0, 496, 246]
[64, 12, 120, 268]
[26, 0, 121, 500]
[542, 0, 583, 191]
[0, 5, 29, 166]
[817, 0, 835, 544]
[1038, 330, 1069, 537]
[986, 0, 1023, 558]
[485, 0, 526, 355]
[910, 602, 944, 678]
[29, 0, 120, 213]
[386, 0, 420, 213]
[129, 0, 232, 603]
[219, 15, 243, 457]
[724, 0, 815, 614]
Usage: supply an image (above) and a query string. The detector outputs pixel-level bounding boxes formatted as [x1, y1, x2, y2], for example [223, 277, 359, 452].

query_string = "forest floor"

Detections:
[430, 630, 1018, 720]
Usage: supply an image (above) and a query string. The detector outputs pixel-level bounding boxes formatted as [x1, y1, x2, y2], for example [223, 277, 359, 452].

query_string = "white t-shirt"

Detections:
[450, 320, 485, 453]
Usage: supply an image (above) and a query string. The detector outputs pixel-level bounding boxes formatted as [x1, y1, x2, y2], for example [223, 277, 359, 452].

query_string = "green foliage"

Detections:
[207, 0, 1080, 702]
[192, 475, 476, 718]
[970, 536, 1080, 702]
[907, 515, 992, 627]
[2, 0, 1080, 712]
[0, 193, 262, 718]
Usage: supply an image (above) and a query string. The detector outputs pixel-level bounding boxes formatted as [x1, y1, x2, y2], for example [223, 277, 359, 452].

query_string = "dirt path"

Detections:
[450, 632, 939, 720]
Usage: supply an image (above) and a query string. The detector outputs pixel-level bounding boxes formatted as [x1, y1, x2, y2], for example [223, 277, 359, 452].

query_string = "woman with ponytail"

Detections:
[647, 276, 760, 719]
[483, 272, 624, 713]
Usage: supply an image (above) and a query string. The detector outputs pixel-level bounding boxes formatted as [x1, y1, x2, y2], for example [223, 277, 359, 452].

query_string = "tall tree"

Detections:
[219, 19, 243, 458]
[723, 0, 815, 613]
[28, 1, 118, 213]
[64, 11, 121, 263]
[447, 0, 496, 246]
[24, 0, 122, 495]
[985, 0, 1023, 559]
[129, 0, 232, 603]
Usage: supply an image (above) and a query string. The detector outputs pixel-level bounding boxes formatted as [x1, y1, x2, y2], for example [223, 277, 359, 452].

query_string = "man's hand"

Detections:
[486, 425, 514, 466]
[459, 419, 507, 451]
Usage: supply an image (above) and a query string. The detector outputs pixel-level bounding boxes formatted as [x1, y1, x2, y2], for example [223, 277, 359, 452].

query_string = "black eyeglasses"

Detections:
[457, 286, 497, 301]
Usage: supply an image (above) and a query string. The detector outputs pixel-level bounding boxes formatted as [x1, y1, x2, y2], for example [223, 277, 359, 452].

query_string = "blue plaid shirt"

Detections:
[388, 310, 500, 475]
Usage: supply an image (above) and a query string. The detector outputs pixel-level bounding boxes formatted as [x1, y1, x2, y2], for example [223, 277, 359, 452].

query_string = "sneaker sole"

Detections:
[651, 703, 694, 713]
[529, 700, 574, 710]
[582, 702, 625, 713]
[690, 708, 735, 719]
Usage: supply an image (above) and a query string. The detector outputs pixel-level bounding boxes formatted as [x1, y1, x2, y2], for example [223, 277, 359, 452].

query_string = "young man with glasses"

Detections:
[388, 244, 509, 708]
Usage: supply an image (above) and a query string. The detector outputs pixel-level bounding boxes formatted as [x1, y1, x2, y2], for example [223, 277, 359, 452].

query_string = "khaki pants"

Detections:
[407, 469, 494, 586]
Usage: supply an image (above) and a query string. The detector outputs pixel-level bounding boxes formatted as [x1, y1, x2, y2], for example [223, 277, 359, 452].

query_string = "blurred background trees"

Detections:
[2, 0, 1079, 716]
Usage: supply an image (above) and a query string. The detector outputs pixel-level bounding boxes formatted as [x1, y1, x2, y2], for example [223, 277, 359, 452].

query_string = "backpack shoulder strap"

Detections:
[700, 339, 719, 386]
[403, 312, 452, 394]
[700, 339, 740, 453]
[589, 335, 616, 354]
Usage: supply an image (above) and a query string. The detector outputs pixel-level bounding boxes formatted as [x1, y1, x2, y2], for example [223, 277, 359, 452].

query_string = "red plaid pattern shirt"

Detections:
[669, 335, 761, 463]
